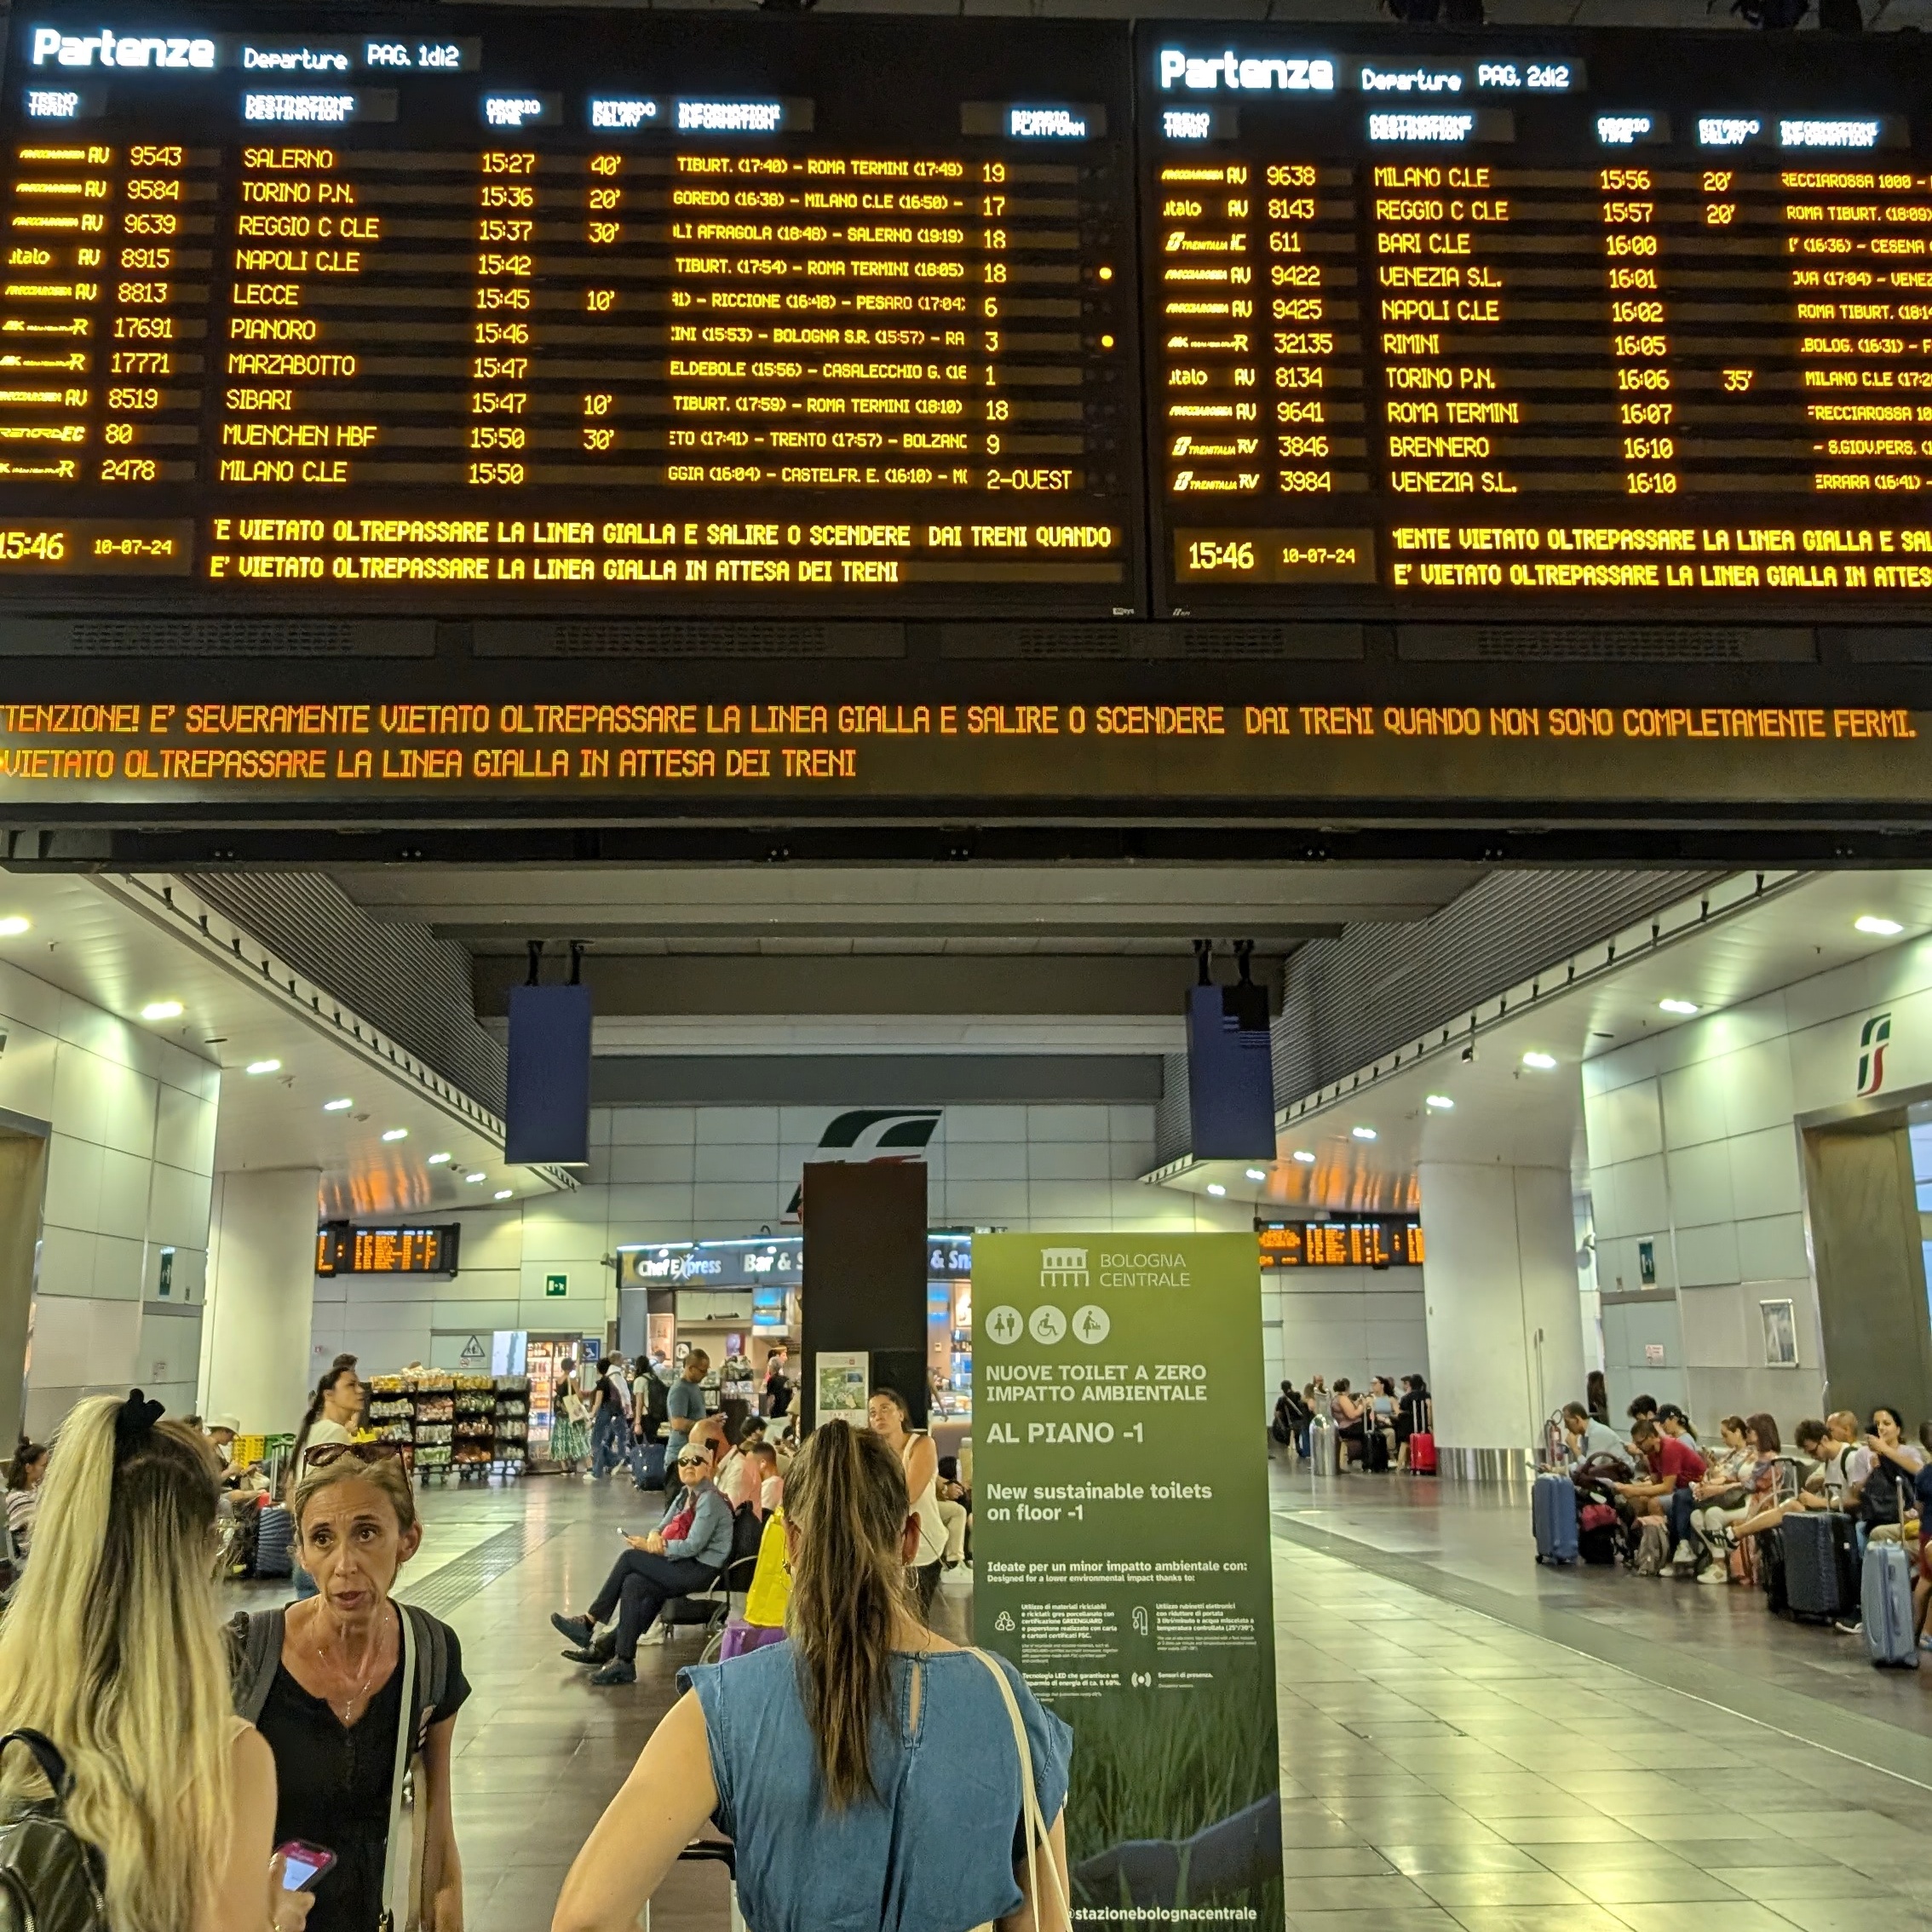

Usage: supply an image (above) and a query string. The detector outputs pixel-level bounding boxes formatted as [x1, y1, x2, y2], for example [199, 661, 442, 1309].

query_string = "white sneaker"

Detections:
[1699, 1566, 1729, 1584]
[635, 1622, 669, 1647]
[1671, 1540, 1695, 1565]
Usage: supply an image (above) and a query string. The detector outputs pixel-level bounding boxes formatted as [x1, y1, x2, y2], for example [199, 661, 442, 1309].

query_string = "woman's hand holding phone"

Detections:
[267, 1852, 319, 1932]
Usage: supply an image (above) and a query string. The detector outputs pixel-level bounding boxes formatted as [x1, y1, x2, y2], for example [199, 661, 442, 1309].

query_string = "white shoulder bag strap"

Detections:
[967, 1648, 1068, 1932]
[378, 1602, 419, 1932]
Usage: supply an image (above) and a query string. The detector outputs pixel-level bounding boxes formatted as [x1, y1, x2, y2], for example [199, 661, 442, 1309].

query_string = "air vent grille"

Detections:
[1400, 624, 1814, 663]
[0, 618, 433, 657]
[472, 620, 902, 658]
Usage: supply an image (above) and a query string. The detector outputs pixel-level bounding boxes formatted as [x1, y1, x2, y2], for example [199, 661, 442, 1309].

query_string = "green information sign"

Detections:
[974, 1233, 1281, 1932]
[544, 1274, 568, 1298]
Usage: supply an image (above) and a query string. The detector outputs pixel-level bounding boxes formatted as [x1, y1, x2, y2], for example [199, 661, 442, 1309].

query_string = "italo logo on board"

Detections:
[1857, 1010, 1893, 1096]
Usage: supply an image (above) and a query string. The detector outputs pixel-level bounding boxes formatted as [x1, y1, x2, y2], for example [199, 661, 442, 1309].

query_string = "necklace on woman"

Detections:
[313, 1613, 387, 1723]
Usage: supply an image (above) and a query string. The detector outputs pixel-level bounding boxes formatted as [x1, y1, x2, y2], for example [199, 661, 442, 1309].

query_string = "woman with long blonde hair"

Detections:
[553, 1418, 1071, 1932]
[0, 1391, 306, 1932]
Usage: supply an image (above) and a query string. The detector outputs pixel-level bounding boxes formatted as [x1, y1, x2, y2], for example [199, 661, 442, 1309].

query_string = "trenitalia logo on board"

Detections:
[1857, 1011, 1893, 1097]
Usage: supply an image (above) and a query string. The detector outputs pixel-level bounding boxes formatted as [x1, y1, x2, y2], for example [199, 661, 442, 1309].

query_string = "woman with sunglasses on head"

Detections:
[552, 1419, 1071, 1932]
[231, 1442, 471, 1932]
[0, 1391, 311, 1932]
[551, 1437, 733, 1686]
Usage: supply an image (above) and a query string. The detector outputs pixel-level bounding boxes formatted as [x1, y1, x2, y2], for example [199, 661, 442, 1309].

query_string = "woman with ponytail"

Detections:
[289, 1360, 365, 1486]
[3, 1435, 47, 1557]
[553, 1418, 1071, 1932]
[0, 1392, 309, 1932]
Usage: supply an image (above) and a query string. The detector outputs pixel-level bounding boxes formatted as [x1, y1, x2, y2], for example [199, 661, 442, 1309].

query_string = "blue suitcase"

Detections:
[1862, 1538, 1919, 1668]
[1533, 1471, 1578, 1565]
[634, 1438, 667, 1490]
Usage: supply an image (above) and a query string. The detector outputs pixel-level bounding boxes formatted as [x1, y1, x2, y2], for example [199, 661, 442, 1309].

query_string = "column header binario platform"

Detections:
[1, 16, 1932, 624]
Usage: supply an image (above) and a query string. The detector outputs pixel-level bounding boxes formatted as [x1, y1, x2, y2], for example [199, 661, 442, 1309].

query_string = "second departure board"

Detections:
[1142, 26, 1932, 619]
[0, 9, 1143, 616]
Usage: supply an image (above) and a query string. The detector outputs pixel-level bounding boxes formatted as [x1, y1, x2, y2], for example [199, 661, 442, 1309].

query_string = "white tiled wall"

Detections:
[1570, 933, 1932, 1423]
[0, 960, 220, 1436]
[1262, 1266, 1430, 1417]
[315, 1100, 1256, 1373]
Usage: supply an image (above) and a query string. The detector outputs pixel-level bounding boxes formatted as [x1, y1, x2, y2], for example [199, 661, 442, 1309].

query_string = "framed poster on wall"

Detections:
[1761, 1299, 1799, 1368]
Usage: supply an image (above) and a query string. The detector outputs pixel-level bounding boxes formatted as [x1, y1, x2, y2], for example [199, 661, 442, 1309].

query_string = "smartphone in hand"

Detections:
[276, 1843, 336, 1892]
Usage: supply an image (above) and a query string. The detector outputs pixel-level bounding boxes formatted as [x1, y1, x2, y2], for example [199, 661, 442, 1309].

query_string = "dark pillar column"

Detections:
[801, 1159, 929, 1429]
[1803, 1117, 1932, 1426]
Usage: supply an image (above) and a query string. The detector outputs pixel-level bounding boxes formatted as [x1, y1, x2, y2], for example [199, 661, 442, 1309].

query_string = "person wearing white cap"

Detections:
[206, 1414, 258, 1490]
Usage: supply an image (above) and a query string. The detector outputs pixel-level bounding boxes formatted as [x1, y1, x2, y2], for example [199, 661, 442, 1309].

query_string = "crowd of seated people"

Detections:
[1271, 1371, 1431, 1471]
[1554, 1390, 1932, 1644]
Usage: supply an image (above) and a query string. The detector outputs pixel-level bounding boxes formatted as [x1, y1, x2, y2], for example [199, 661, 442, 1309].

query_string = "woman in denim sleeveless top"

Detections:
[551, 1418, 1072, 1932]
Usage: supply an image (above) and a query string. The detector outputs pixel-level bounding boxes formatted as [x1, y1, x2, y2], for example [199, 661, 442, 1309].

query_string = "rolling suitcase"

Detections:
[1532, 1471, 1578, 1564]
[1863, 1538, 1919, 1667]
[1758, 1524, 1789, 1614]
[1782, 1509, 1856, 1622]
[1408, 1400, 1436, 1475]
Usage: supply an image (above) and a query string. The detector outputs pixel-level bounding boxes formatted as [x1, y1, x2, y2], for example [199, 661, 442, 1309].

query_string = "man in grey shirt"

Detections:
[664, 1348, 710, 1473]
[1562, 1402, 1630, 1467]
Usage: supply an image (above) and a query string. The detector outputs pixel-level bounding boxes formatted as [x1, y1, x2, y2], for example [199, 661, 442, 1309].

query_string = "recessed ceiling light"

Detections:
[140, 1000, 182, 1021]
[381, 1128, 408, 1142]
[1659, 998, 1699, 1016]
[427, 1152, 451, 1166]
[1425, 1094, 1453, 1110]
[323, 1097, 353, 1112]
[1291, 1150, 1315, 1164]
[465, 1171, 486, 1184]
[244, 1059, 281, 1076]
[0, 917, 29, 938]
[1352, 1126, 1377, 1141]
[493, 1188, 514, 1200]
[1244, 1167, 1266, 1182]
[1856, 916, 1903, 936]
[1205, 1182, 1226, 1196]
[1522, 1051, 1558, 1071]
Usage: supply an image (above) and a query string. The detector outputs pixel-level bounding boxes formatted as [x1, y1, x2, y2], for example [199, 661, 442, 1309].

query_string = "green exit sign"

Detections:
[544, 1274, 567, 1297]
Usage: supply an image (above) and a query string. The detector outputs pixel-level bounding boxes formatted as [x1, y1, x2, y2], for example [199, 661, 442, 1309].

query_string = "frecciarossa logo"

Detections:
[31, 26, 216, 66]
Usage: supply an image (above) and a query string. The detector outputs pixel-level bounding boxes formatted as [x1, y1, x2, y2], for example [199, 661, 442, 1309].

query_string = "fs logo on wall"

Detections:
[782, 1107, 940, 1217]
[1857, 1011, 1893, 1097]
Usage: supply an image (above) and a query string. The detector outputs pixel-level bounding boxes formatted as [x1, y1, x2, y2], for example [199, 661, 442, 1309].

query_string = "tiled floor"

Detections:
[233, 1460, 1932, 1931]
[1269, 1458, 1932, 1932]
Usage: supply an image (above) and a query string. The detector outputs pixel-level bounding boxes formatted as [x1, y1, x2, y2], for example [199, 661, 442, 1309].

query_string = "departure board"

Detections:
[0, 9, 1143, 616]
[1257, 1219, 1423, 1269]
[316, 1220, 459, 1274]
[1141, 27, 1932, 619]
[9, 15, 1932, 632]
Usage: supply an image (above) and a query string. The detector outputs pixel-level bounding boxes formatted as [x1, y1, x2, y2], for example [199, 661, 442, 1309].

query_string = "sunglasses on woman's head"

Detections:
[303, 1441, 408, 1469]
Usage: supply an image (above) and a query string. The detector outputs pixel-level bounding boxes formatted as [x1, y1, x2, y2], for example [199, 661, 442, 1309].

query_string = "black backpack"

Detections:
[0, 1731, 108, 1932]
[642, 1372, 669, 1440]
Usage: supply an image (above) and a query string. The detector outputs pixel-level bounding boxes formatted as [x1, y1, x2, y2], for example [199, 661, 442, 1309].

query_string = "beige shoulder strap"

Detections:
[966, 1648, 1067, 1932]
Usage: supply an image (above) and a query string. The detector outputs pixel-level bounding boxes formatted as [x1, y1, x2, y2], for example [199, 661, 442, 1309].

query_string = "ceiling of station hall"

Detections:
[326, 860, 1487, 1049]
[0, 872, 566, 1218]
[1156, 868, 1932, 1218]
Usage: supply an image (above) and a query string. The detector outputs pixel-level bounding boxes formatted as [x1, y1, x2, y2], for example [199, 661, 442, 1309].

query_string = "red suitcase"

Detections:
[1408, 1400, 1436, 1475]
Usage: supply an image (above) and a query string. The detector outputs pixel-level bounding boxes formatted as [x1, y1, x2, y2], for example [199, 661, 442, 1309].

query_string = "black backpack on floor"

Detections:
[0, 1730, 108, 1932]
